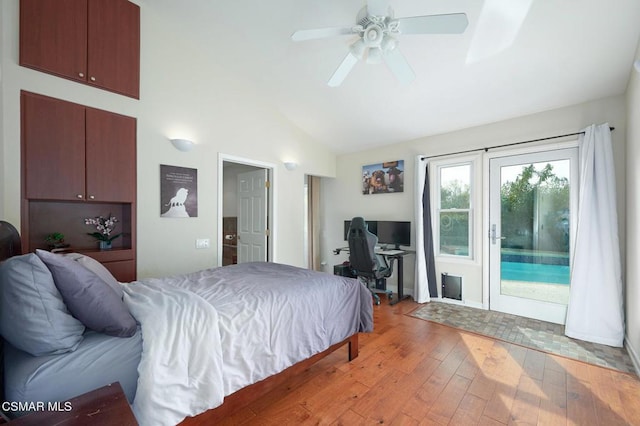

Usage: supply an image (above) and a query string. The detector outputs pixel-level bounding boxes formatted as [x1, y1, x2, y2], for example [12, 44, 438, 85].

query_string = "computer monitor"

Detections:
[344, 220, 411, 249]
[376, 221, 411, 249]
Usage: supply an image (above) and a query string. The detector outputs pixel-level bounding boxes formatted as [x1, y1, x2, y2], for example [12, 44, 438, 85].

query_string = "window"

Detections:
[437, 162, 472, 258]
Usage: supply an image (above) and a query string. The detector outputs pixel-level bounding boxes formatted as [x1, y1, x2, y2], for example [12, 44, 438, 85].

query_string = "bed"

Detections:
[0, 221, 374, 425]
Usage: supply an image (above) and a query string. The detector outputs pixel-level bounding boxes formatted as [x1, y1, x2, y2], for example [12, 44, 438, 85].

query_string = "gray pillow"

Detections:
[36, 250, 136, 337]
[62, 252, 124, 299]
[0, 253, 85, 356]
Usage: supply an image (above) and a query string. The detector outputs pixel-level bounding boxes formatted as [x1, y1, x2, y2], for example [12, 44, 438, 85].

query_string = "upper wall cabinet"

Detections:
[22, 91, 136, 203]
[20, 0, 140, 99]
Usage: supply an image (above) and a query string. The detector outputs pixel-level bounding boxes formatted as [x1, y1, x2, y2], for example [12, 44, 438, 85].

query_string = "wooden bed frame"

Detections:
[0, 220, 360, 423]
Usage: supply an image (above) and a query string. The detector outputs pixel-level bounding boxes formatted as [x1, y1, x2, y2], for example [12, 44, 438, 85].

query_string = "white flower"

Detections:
[84, 215, 120, 242]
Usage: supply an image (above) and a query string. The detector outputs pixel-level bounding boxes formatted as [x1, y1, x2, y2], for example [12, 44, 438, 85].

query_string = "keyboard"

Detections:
[378, 249, 404, 256]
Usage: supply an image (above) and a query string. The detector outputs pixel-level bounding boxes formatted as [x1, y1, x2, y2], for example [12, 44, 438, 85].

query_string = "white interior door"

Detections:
[237, 169, 268, 263]
[489, 148, 578, 324]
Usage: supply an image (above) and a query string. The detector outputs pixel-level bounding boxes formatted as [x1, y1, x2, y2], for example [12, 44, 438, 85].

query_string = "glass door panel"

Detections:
[489, 148, 577, 324]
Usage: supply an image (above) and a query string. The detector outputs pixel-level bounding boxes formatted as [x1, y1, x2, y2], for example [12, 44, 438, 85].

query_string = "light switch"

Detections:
[196, 238, 210, 249]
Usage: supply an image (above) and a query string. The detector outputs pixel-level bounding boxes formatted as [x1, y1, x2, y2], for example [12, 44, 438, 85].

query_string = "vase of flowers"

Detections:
[85, 214, 121, 250]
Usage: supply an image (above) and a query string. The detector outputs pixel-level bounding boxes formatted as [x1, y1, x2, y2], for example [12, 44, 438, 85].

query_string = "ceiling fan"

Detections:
[291, 0, 468, 87]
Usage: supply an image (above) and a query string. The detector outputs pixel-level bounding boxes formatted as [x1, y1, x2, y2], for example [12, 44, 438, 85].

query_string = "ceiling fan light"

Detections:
[350, 39, 366, 59]
[381, 35, 397, 52]
[364, 24, 383, 46]
[367, 47, 383, 64]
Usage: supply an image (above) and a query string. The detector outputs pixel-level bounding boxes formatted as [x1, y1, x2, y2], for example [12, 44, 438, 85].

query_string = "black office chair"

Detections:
[347, 217, 395, 305]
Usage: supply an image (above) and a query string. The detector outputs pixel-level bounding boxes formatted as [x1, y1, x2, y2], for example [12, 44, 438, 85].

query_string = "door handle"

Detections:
[490, 224, 506, 245]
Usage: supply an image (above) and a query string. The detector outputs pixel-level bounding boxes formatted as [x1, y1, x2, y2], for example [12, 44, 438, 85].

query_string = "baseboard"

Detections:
[624, 335, 640, 376]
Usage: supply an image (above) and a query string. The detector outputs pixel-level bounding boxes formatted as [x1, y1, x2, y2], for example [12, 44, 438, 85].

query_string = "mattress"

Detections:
[4, 327, 142, 405]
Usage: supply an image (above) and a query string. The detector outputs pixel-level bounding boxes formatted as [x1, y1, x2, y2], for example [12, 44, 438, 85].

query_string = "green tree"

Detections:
[440, 179, 470, 254]
[501, 164, 569, 252]
[441, 179, 470, 209]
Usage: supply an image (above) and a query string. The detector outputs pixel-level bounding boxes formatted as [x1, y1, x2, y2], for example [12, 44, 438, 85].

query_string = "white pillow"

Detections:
[63, 253, 124, 299]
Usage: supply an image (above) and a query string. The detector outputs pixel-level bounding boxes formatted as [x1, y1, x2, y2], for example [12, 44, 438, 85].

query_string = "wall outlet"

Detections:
[196, 238, 210, 249]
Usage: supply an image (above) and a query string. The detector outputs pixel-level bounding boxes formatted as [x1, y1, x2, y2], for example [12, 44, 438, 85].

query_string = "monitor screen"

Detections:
[344, 220, 410, 248]
[376, 221, 411, 248]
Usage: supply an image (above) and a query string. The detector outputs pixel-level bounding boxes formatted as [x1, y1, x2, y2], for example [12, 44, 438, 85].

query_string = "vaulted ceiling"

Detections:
[147, 0, 640, 153]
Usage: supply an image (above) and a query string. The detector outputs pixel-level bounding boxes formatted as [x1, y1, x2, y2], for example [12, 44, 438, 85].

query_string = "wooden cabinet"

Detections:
[21, 91, 137, 281]
[22, 91, 136, 203]
[86, 0, 140, 98]
[85, 108, 137, 202]
[21, 92, 86, 201]
[20, 0, 140, 99]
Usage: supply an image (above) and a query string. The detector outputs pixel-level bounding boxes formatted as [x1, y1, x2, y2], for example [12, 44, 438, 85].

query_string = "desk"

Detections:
[333, 247, 414, 305]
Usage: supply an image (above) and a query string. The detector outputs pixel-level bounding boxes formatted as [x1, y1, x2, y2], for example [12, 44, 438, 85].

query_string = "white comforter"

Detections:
[123, 281, 225, 426]
[124, 262, 373, 426]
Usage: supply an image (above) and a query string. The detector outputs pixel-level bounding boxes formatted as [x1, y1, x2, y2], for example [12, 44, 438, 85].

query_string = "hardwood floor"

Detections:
[219, 297, 640, 425]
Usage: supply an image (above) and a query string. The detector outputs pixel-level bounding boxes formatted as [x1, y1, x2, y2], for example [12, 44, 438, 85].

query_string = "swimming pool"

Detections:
[501, 261, 570, 284]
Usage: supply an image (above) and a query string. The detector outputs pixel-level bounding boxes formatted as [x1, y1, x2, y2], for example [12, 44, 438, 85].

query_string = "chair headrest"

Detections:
[350, 217, 367, 231]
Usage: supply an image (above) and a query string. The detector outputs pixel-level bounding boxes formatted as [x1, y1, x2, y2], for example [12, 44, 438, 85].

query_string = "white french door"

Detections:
[489, 148, 578, 324]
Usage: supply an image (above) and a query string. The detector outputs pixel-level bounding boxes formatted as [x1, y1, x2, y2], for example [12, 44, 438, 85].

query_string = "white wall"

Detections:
[0, 0, 336, 278]
[321, 95, 627, 307]
[625, 45, 640, 369]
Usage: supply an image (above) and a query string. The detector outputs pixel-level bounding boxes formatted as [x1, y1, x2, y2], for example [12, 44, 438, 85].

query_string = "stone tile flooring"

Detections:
[409, 301, 637, 375]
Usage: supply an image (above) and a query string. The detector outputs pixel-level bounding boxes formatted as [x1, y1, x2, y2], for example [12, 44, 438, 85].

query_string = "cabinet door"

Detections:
[102, 260, 136, 283]
[22, 92, 86, 200]
[87, 0, 140, 98]
[85, 108, 136, 202]
[20, 0, 88, 83]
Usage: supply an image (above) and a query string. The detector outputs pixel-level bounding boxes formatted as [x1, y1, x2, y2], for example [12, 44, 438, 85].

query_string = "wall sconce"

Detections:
[169, 138, 195, 152]
[283, 161, 298, 171]
[635, 60, 640, 73]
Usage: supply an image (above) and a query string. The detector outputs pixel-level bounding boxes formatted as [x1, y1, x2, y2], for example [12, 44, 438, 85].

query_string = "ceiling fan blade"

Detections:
[398, 13, 468, 35]
[291, 26, 355, 42]
[367, 0, 389, 17]
[383, 48, 415, 85]
[328, 52, 359, 87]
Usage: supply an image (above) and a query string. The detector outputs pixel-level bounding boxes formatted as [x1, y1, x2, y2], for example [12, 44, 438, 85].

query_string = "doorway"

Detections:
[488, 147, 578, 324]
[218, 154, 276, 266]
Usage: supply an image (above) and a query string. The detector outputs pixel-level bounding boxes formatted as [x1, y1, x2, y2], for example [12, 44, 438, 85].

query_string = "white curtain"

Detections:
[565, 123, 624, 347]
[414, 156, 430, 302]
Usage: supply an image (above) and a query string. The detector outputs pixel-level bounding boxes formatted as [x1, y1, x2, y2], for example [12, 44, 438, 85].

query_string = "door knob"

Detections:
[490, 224, 506, 245]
